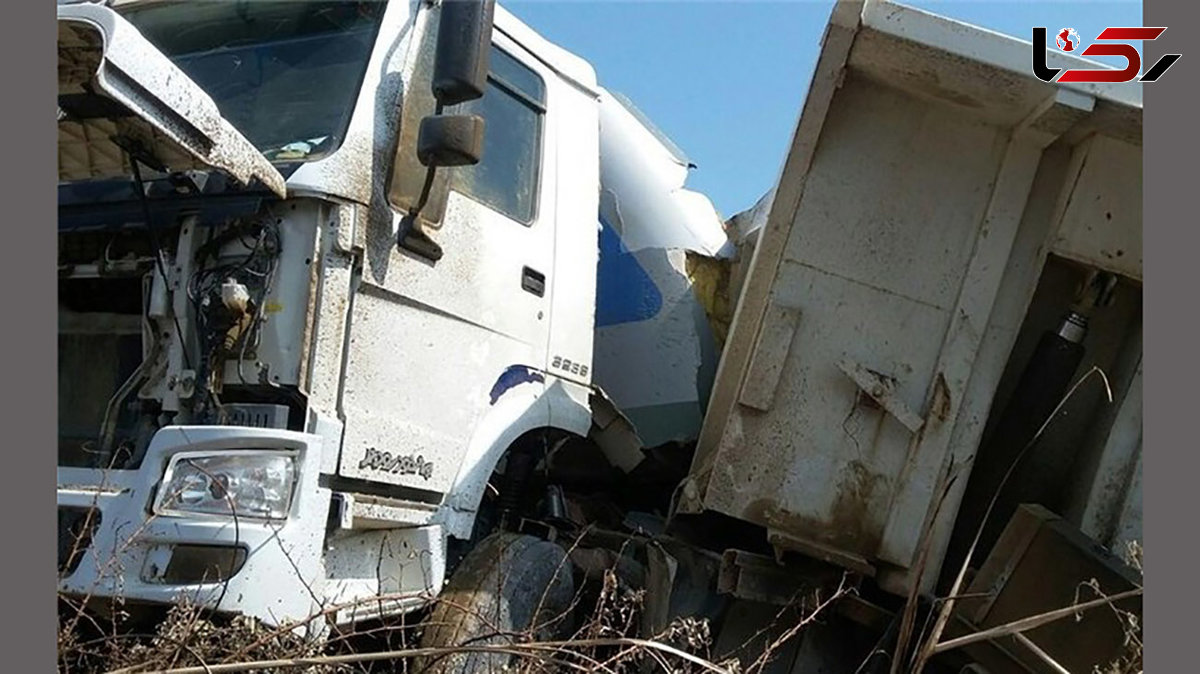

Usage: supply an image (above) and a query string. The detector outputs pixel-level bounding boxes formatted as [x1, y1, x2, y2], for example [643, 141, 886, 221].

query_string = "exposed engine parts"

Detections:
[58, 209, 286, 469]
[187, 215, 282, 421]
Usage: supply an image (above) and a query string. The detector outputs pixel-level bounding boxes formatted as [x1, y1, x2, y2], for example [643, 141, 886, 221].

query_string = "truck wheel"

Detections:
[417, 532, 576, 674]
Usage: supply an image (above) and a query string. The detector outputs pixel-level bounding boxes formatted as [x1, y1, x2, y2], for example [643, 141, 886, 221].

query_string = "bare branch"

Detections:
[116, 637, 733, 674]
[930, 587, 1142, 655]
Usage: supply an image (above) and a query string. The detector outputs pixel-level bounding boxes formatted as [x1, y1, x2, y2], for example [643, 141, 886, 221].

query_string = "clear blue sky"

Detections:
[505, 0, 1143, 218]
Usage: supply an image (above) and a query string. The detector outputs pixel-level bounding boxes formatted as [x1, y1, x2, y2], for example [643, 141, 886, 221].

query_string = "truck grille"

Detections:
[58, 507, 101, 578]
[223, 403, 290, 430]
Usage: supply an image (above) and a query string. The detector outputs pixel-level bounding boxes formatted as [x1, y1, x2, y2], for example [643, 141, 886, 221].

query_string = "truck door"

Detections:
[338, 32, 558, 497]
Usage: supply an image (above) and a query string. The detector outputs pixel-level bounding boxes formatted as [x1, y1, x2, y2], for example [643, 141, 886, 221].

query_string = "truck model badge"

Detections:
[358, 448, 434, 480]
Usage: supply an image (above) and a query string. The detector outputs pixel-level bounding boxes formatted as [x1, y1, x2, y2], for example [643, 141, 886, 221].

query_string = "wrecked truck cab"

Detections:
[57, 0, 724, 633]
[60, 0, 589, 627]
[56, 0, 420, 627]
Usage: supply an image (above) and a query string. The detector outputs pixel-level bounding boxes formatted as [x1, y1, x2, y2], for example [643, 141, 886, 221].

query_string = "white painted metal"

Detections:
[57, 427, 333, 627]
[543, 74, 601, 391]
[323, 524, 447, 625]
[282, 0, 419, 206]
[57, 0, 606, 626]
[440, 378, 592, 537]
[297, 201, 358, 404]
[1050, 134, 1143, 281]
[689, 0, 1144, 597]
[596, 91, 728, 257]
[56, 2, 286, 196]
[337, 25, 583, 493]
[591, 90, 730, 447]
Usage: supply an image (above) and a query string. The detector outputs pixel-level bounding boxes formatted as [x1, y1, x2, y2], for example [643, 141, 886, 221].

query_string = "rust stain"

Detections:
[745, 460, 888, 554]
[930, 371, 952, 424]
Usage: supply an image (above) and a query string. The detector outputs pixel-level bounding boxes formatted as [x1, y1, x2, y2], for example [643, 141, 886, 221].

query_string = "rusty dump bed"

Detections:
[682, 0, 1142, 598]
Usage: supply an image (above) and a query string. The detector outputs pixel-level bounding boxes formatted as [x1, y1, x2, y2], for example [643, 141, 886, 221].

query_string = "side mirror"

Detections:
[432, 0, 496, 107]
[392, 1, 495, 263]
[417, 114, 485, 167]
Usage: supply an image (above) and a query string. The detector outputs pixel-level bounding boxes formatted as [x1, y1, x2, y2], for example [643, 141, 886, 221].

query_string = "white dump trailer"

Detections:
[674, 1, 1143, 670]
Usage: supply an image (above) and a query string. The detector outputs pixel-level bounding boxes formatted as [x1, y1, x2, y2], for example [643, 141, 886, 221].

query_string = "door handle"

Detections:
[521, 266, 546, 297]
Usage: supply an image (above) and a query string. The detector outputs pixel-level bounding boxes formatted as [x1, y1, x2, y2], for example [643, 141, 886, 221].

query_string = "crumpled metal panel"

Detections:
[57, 3, 285, 197]
[591, 89, 731, 449]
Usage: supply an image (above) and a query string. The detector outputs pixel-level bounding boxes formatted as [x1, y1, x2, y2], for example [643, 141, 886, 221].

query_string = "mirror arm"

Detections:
[397, 96, 446, 263]
[397, 162, 443, 263]
[395, 0, 496, 263]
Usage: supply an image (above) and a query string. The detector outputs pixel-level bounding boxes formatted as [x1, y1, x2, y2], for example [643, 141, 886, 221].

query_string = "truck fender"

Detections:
[441, 374, 591, 538]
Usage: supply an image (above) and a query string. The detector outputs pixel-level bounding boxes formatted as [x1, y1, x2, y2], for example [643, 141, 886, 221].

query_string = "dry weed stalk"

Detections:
[1092, 540, 1143, 674]
[910, 366, 1114, 673]
[744, 573, 853, 674]
[61, 521, 858, 674]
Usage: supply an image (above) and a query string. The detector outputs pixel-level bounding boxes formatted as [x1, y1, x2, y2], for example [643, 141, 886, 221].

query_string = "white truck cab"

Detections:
[58, 0, 721, 629]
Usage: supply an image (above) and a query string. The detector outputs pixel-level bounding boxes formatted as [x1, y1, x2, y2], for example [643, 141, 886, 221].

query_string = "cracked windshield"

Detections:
[119, 0, 386, 162]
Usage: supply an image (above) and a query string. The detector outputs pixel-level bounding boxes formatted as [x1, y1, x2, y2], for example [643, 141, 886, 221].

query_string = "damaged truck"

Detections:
[58, 0, 1143, 672]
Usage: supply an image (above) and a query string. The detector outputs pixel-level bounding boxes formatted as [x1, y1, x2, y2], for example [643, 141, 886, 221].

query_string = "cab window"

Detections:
[449, 46, 546, 225]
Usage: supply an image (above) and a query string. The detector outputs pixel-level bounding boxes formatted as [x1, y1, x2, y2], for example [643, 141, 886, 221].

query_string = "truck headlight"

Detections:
[156, 451, 298, 520]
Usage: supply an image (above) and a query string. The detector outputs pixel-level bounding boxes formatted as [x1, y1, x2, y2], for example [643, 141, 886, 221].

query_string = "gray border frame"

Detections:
[9, 0, 54, 669]
[1144, 0, 1191, 670]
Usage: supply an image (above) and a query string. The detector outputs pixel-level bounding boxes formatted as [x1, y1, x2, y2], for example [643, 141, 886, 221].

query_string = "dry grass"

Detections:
[1094, 540, 1143, 674]
[61, 366, 1138, 673]
[57, 525, 851, 674]
[59, 601, 336, 674]
[54, 580, 725, 674]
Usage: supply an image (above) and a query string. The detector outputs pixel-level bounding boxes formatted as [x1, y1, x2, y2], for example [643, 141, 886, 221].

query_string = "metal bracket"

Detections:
[768, 528, 877, 577]
[738, 303, 803, 411]
[837, 358, 925, 433]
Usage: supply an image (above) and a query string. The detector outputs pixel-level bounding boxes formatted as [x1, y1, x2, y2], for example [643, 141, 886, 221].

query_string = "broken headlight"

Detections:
[156, 451, 297, 520]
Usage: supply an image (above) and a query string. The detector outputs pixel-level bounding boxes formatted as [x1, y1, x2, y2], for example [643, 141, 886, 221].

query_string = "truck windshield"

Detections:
[118, 1, 386, 163]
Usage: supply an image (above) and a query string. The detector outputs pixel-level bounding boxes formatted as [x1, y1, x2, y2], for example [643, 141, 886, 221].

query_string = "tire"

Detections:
[417, 532, 576, 674]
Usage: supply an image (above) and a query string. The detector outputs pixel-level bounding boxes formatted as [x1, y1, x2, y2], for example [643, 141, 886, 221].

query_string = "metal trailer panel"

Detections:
[687, 0, 1143, 597]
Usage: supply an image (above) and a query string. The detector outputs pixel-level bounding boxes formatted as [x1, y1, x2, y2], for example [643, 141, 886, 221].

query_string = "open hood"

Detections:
[57, 2, 286, 198]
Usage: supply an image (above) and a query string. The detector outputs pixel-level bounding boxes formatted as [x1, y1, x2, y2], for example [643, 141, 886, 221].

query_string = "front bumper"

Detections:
[57, 426, 332, 627]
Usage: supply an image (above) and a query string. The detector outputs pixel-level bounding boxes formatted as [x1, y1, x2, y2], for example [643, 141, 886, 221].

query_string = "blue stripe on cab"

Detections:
[595, 216, 662, 328]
